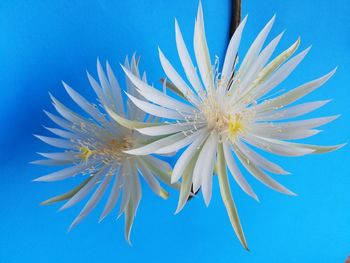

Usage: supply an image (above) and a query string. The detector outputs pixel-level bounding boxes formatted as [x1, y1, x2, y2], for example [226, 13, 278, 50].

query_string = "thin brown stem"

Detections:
[229, 0, 242, 39]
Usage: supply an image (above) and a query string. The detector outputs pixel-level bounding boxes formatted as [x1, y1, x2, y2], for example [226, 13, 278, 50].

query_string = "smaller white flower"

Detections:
[33, 55, 177, 243]
[119, 3, 345, 248]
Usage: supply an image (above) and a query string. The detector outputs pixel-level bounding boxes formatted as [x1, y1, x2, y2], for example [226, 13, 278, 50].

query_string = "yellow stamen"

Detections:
[78, 146, 93, 161]
[228, 114, 244, 139]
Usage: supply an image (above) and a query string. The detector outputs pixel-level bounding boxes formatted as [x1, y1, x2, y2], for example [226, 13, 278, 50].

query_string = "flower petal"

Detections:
[233, 144, 296, 196]
[217, 143, 248, 250]
[171, 129, 209, 183]
[222, 141, 258, 199]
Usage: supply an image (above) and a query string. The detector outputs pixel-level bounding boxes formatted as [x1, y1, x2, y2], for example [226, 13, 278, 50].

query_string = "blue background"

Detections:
[0, 0, 349, 262]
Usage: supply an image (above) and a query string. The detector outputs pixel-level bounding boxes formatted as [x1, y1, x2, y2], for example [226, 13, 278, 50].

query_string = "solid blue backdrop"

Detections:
[0, 0, 349, 262]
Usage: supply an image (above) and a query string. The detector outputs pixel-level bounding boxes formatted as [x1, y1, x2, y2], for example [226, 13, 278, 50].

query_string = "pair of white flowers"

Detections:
[33, 3, 343, 248]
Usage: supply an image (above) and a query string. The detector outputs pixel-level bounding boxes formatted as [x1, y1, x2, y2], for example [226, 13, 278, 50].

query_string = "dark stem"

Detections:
[187, 0, 242, 202]
[229, 0, 242, 39]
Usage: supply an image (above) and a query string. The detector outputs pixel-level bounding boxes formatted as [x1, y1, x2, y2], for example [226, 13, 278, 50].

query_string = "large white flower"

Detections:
[33, 55, 177, 243]
[120, 3, 344, 248]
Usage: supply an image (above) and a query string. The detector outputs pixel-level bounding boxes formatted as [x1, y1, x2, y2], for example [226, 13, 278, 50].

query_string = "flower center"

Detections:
[200, 93, 250, 141]
[77, 136, 133, 165]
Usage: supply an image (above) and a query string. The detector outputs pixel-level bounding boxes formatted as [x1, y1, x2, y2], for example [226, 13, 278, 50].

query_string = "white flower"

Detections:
[120, 3, 344, 248]
[33, 55, 177, 243]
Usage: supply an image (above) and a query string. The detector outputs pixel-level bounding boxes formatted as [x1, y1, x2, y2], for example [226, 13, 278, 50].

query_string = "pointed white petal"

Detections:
[34, 135, 74, 149]
[172, 129, 209, 183]
[159, 48, 200, 106]
[243, 134, 314, 156]
[175, 19, 205, 97]
[122, 66, 196, 114]
[222, 142, 258, 199]
[175, 153, 197, 214]
[238, 15, 275, 79]
[254, 69, 336, 113]
[125, 132, 186, 155]
[233, 145, 296, 195]
[60, 166, 109, 210]
[193, 2, 214, 92]
[235, 140, 289, 175]
[154, 128, 207, 154]
[37, 151, 79, 161]
[256, 100, 331, 121]
[100, 167, 123, 222]
[69, 174, 112, 231]
[217, 143, 248, 250]
[44, 110, 75, 132]
[137, 160, 163, 198]
[106, 61, 125, 116]
[44, 127, 78, 139]
[192, 133, 218, 206]
[34, 163, 88, 182]
[254, 47, 311, 100]
[62, 81, 106, 124]
[126, 93, 187, 120]
[222, 15, 247, 81]
[136, 122, 203, 136]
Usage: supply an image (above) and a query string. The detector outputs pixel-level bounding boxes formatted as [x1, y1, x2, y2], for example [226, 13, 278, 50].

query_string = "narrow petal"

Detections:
[40, 176, 92, 206]
[44, 127, 78, 140]
[256, 100, 331, 121]
[125, 132, 186, 155]
[99, 166, 123, 222]
[154, 128, 206, 154]
[222, 142, 258, 199]
[136, 122, 204, 136]
[254, 47, 312, 100]
[238, 15, 275, 79]
[34, 163, 89, 182]
[62, 81, 106, 124]
[233, 145, 296, 195]
[69, 174, 112, 231]
[254, 69, 336, 113]
[106, 61, 125, 116]
[175, 19, 205, 97]
[193, 2, 214, 92]
[235, 140, 289, 175]
[172, 129, 209, 183]
[34, 135, 74, 149]
[217, 143, 248, 250]
[126, 92, 187, 120]
[159, 48, 200, 106]
[60, 166, 108, 210]
[175, 152, 198, 214]
[192, 133, 218, 206]
[243, 134, 314, 156]
[122, 66, 196, 114]
[221, 15, 247, 82]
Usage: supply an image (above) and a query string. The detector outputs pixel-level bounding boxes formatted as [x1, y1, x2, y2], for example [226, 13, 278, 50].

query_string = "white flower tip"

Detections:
[170, 175, 178, 184]
[290, 191, 298, 197]
[305, 45, 312, 53]
[334, 143, 347, 151]
[85, 70, 92, 79]
[174, 18, 179, 28]
[96, 57, 101, 67]
[174, 206, 182, 215]
[120, 63, 130, 74]
[61, 80, 68, 87]
[157, 46, 164, 57]
[98, 215, 106, 223]
[126, 237, 132, 246]
[271, 14, 276, 22]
